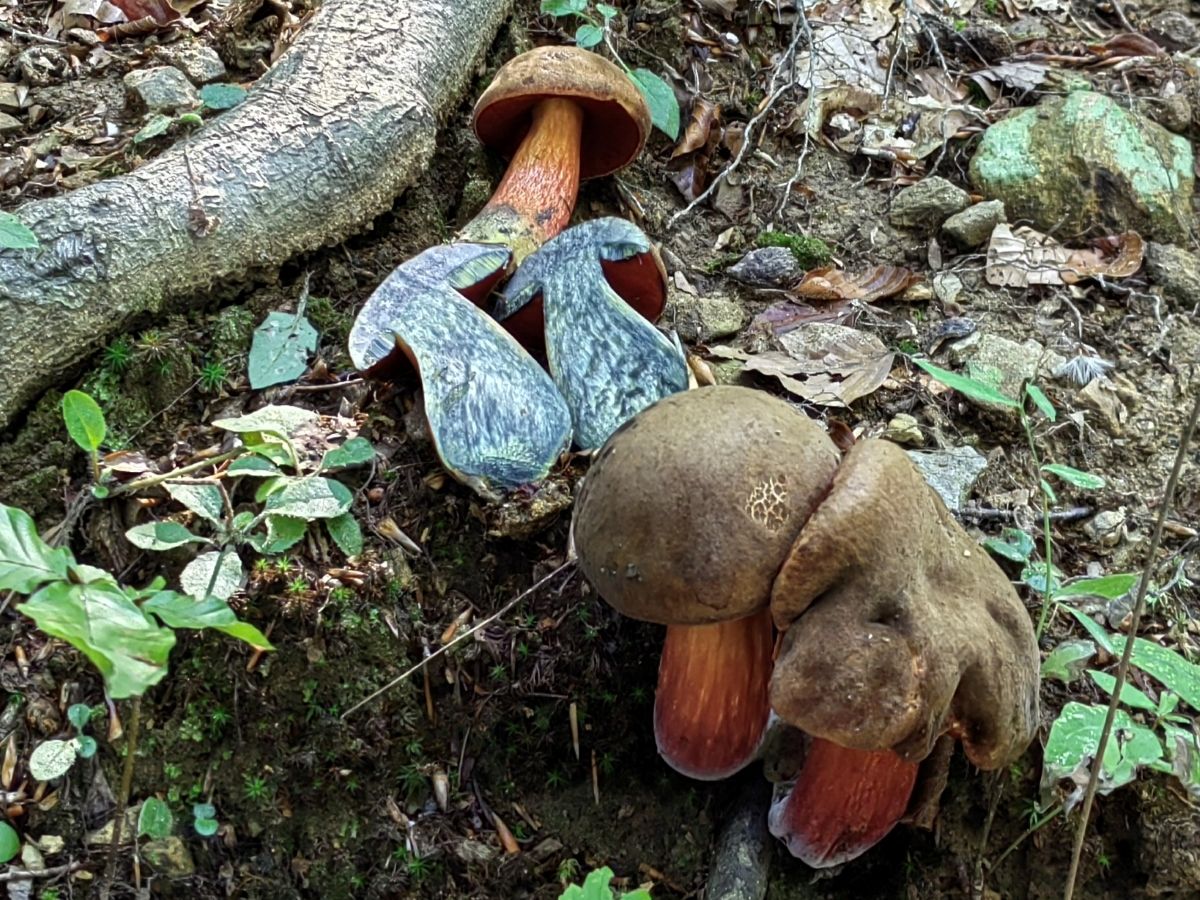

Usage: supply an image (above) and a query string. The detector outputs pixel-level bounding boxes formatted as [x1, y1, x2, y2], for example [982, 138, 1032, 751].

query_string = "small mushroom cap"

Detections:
[472, 46, 651, 180]
[572, 385, 841, 625]
[768, 438, 1040, 770]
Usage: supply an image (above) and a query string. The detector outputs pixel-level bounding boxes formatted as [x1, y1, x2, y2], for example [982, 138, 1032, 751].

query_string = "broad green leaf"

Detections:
[67, 703, 92, 730]
[1039, 478, 1057, 504]
[1162, 724, 1200, 798]
[259, 515, 307, 554]
[199, 83, 247, 110]
[75, 735, 97, 759]
[0, 211, 38, 250]
[125, 522, 210, 551]
[29, 739, 77, 781]
[1042, 702, 1162, 793]
[983, 527, 1034, 564]
[319, 437, 374, 472]
[254, 476, 289, 505]
[629, 68, 680, 140]
[264, 477, 352, 520]
[912, 358, 1021, 409]
[1041, 464, 1106, 490]
[326, 513, 363, 558]
[1087, 670, 1158, 712]
[142, 591, 272, 650]
[0, 503, 72, 593]
[1041, 639, 1095, 683]
[1056, 573, 1138, 600]
[1024, 383, 1056, 421]
[62, 390, 106, 453]
[227, 456, 282, 478]
[133, 113, 174, 143]
[575, 23, 604, 47]
[248, 438, 297, 469]
[180, 551, 243, 601]
[248, 311, 318, 390]
[540, 0, 586, 15]
[1020, 561, 1061, 595]
[138, 797, 174, 839]
[1112, 636, 1200, 711]
[0, 823, 18, 864]
[212, 405, 316, 440]
[165, 483, 224, 525]
[18, 581, 174, 699]
[230, 511, 256, 535]
[1065, 607, 1117, 654]
[596, 2, 618, 18]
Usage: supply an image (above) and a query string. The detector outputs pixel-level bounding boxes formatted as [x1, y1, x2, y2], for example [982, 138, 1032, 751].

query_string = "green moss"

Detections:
[755, 230, 833, 269]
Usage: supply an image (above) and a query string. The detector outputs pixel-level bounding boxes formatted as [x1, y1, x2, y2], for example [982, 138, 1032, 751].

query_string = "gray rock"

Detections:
[0, 111, 19, 134]
[970, 92, 1195, 243]
[948, 333, 1064, 408]
[1145, 93, 1192, 137]
[1146, 12, 1198, 52]
[1083, 508, 1127, 548]
[123, 66, 198, 113]
[889, 176, 971, 230]
[142, 837, 196, 877]
[156, 43, 227, 85]
[907, 445, 988, 513]
[941, 200, 1006, 248]
[1145, 241, 1200, 307]
[707, 780, 772, 900]
[726, 246, 800, 286]
[666, 292, 746, 342]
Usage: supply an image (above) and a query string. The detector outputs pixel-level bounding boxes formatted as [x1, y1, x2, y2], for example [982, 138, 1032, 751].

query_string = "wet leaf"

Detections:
[138, 797, 173, 839]
[629, 68, 679, 140]
[62, 390, 106, 453]
[67, 704, 91, 731]
[257, 515, 307, 554]
[1041, 639, 1096, 683]
[1042, 702, 1163, 794]
[983, 527, 1035, 563]
[142, 591, 272, 649]
[133, 114, 174, 143]
[1056, 574, 1137, 600]
[125, 522, 209, 551]
[540, 0, 586, 14]
[913, 359, 1021, 409]
[212, 405, 316, 440]
[180, 551, 243, 601]
[1088, 670, 1158, 712]
[575, 23, 603, 48]
[29, 740, 77, 781]
[0, 504, 72, 594]
[198, 83, 247, 111]
[0, 212, 38, 250]
[248, 311, 318, 390]
[227, 457, 282, 478]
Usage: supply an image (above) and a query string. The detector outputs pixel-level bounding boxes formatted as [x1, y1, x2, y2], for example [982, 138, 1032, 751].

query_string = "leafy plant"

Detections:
[137, 797, 174, 840]
[248, 307, 318, 389]
[27, 703, 100, 782]
[559, 866, 651, 900]
[133, 83, 247, 143]
[192, 802, 219, 836]
[62, 390, 107, 485]
[539, 0, 679, 139]
[0, 822, 18, 864]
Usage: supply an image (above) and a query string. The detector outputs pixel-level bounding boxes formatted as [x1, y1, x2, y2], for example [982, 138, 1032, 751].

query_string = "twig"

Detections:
[957, 506, 1093, 524]
[0, 861, 84, 882]
[115, 450, 240, 495]
[774, 1, 817, 216]
[100, 696, 142, 900]
[0, 21, 67, 45]
[340, 561, 576, 719]
[1062, 388, 1200, 900]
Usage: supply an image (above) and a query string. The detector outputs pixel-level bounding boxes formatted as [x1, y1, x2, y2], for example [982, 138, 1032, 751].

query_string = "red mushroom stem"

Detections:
[654, 608, 774, 780]
[458, 98, 584, 263]
[768, 738, 919, 869]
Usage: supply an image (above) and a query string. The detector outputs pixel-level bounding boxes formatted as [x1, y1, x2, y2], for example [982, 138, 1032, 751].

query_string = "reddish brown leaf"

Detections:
[109, 0, 178, 22]
[748, 300, 856, 336]
[672, 98, 721, 158]
[1087, 33, 1163, 60]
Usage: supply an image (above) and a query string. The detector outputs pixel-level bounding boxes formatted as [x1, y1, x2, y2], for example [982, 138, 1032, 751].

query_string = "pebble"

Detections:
[124, 66, 199, 113]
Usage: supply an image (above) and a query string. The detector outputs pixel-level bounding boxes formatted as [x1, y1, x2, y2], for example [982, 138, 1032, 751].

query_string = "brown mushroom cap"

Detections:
[572, 385, 841, 625]
[767, 438, 1040, 770]
[472, 46, 651, 181]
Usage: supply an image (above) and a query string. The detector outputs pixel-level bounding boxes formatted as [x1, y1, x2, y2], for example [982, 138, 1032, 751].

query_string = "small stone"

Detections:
[889, 176, 971, 231]
[1145, 242, 1200, 308]
[453, 838, 498, 864]
[156, 43, 227, 85]
[123, 66, 198, 113]
[666, 293, 747, 342]
[0, 111, 19, 134]
[34, 835, 64, 856]
[907, 445, 988, 513]
[948, 333, 1064, 409]
[1146, 93, 1192, 137]
[1075, 377, 1127, 435]
[941, 200, 1006, 248]
[142, 837, 196, 877]
[85, 808, 140, 846]
[726, 246, 800, 287]
[882, 413, 924, 447]
[1083, 509, 1127, 548]
[1146, 12, 1199, 52]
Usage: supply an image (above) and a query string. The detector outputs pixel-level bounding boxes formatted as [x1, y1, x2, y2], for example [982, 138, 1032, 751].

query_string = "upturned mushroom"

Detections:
[572, 385, 1040, 866]
[500, 218, 684, 449]
[572, 387, 841, 778]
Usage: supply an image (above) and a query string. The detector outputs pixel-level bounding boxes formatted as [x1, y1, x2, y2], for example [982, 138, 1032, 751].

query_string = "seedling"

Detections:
[192, 802, 219, 836]
[558, 866, 651, 900]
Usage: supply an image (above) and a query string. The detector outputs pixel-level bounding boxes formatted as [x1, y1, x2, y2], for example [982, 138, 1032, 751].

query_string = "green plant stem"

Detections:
[989, 803, 1064, 872]
[116, 450, 240, 495]
[89, 449, 101, 485]
[101, 696, 141, 900]
[1063, 388, 1200, 900]
[1023, 412, 1056, 638]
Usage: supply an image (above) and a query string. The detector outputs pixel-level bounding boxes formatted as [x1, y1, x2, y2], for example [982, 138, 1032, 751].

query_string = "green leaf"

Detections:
[29, 739, 78, 781]
[1041, 464, 1106, 490]
[230, 511, 256, 535]
[0, 211, 38, 250]
[75, 735, 97, 759]
[1088, 669, 1158, 712]
[1042, 701, 1162, 793]
[1041, 639, 1095, 684]
[178, 112, 203, 127]
[254, 476, 288, 505]
[326, 513, 363, 558]
[319, 437, 374, 472]
[180, 551, 243, 601]
[199, 83, 248, 110]
[259, 515, 307, 554]
[1064, 607, 1117, 654]
[193, 802, 218, 836]
[62, 390, 106, 453]
[125, 522, 210, 551]
[575, 23, 604, 47]
[629, 69, 680, 140]
[138, 797, 174, 839]
[18, 581, 174, 699]
[227, 456, 282, 478]
[142, 591, 272, 650]
[983, 528, 1034, 564]
[248, 311, 319, 390]
[912, 358, 1021, 409]
[1039, 478, 1057, 504]
[133, 113, 175, 143]
[1055, 573, 1138, 600]
[0, 823, 19, 864]
[540, 0, 587, 15]
[0, 503, 72, 593]
[596, 3, 618, 18]
[165, 483, 225, 525]
[264, 477, 352, 520]
[1114, 636, 1200, 711]
[1162, 723, 1200, 797]
[212, 405, 317, 440]
[67, 703, 92, 731]
[1024, 383, 1056, 421]
[248, 438, 297, 469]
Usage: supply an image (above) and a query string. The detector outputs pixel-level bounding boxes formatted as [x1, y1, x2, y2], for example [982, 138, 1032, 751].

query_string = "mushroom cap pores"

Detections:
[572, 386, 840, 625]
[472, 46, 651, 180]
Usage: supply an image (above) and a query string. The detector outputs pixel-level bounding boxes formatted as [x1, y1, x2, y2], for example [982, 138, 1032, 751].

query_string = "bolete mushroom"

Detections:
[347, 242, 572, 498]
[500, 218, 685, 450]
[572, 386, 841, 778]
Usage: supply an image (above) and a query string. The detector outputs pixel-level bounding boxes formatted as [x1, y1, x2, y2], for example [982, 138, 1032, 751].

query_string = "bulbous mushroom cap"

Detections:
[572, 385, 841, 625]
[472, 46, 651, 180]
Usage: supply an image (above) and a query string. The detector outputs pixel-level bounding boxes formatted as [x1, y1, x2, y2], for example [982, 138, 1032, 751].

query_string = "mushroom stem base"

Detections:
[654, 609, 774, 780]
[768, 738, 919, 868]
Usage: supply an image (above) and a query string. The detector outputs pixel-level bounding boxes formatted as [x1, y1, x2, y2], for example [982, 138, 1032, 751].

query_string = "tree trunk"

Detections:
[0, 0, 514, 429]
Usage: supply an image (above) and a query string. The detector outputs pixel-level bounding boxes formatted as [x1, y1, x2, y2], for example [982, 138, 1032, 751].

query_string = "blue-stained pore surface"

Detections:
[503, 218, 688, 450]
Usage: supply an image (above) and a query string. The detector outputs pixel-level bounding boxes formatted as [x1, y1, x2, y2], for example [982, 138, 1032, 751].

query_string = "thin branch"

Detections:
[0, 861, 84, 882]
[1062, 388, 1200, 900]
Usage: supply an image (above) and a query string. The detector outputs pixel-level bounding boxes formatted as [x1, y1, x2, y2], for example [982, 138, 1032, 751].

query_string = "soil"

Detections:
[1, 0, 1199, 898]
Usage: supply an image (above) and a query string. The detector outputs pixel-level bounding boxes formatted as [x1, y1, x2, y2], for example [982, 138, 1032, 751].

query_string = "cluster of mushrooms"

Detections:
[351, 45, 1042, 871]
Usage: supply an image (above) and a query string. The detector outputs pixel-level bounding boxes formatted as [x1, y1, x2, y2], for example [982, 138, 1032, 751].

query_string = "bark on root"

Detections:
[0, 0, 514, 429]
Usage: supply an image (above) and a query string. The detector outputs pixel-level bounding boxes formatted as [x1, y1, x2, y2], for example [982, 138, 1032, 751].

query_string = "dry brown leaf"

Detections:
[671, 98, 720, 158]
[985, 224, 1144, 287]
[970, 61, 1049, 93]
[749, 300, 856, 336]
[1088, 33, 1163, 60]
[108, 0, 177, 22]
[792, 265, 920, 302]
[1062, 232, 1144, 283]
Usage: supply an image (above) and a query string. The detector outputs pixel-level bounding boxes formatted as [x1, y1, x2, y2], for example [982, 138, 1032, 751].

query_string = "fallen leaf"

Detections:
[971, 61, 1049, 93]
[671, 98, 720, 158]
[748, 300, 856, 336]
[108, 0, 177, 22]
[793, 265, 921, 302]
[1087, 33, 1163, 60]
[985, 225, 1144, 287]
